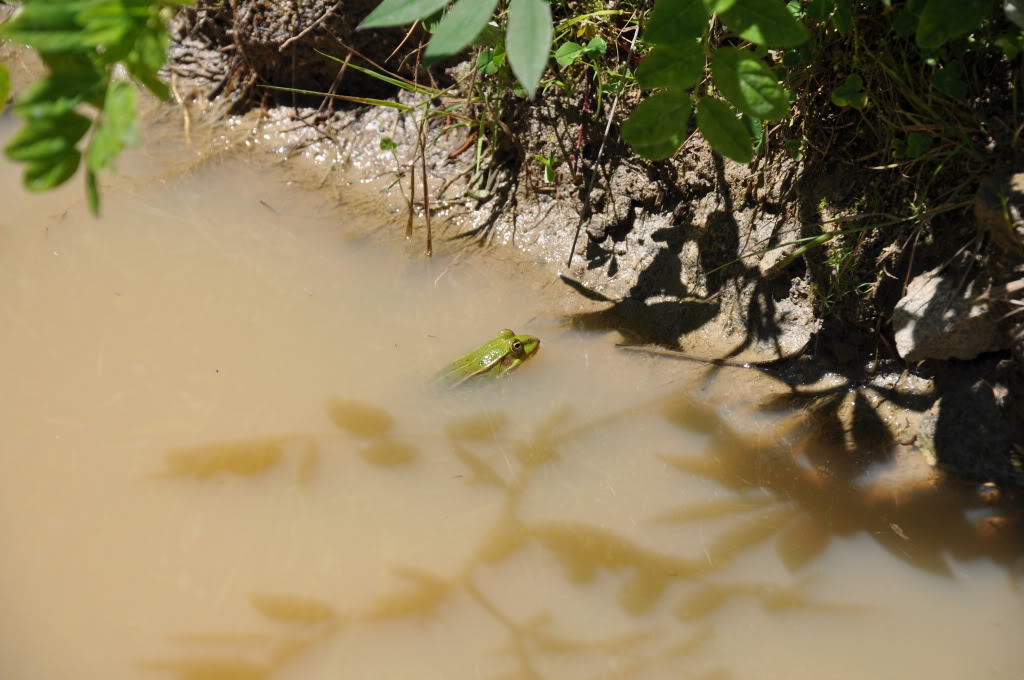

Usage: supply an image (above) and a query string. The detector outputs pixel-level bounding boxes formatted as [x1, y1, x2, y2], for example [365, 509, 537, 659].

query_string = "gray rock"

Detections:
[892, 267, 1003, 361]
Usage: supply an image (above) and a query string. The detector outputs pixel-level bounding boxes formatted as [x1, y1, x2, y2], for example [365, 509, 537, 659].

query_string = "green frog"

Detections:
[434, 329, 541, 388]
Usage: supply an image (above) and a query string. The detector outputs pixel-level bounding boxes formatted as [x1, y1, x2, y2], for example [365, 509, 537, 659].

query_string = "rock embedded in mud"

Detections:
[892, 267, 1004, 361]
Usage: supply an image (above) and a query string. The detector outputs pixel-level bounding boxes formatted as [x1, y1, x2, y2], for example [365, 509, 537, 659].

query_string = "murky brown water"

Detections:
[1, 120, 1022, 680]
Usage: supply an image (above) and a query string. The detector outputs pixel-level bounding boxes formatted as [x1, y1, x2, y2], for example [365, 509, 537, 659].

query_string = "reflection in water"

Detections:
[141, 394, 1023, 680]
[2, 151, 1022, 680]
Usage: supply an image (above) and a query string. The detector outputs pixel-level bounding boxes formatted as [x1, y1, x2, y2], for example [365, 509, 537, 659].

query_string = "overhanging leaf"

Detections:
[696, 97, 754, 163]
[4, 111, 91, 162]
[703, 0, 738, 12]
[555, 41, 585, 66]
[916, 0, 992, 48]
[424, 0, 501, 63]
[0, 66, 10, 113]
[0, 1, 94, 53]
[636, 41, 704, 90]
[507, 0, 553, 98]
[710, 46, 789, 120]
[358, 0, 450, 29]
[719, 0, 810, 46]
[621, 90, 691, 160]
[87, 81, 139, 172]
[645, 0, 709, 44]
[25, 149, 82, 192]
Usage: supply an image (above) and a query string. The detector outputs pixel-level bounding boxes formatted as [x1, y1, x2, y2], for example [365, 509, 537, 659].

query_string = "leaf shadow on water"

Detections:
[144, 389, 1024, 679]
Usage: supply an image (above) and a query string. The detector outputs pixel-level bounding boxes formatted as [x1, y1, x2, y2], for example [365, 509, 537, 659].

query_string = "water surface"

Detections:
[0, 136, 1021, 680]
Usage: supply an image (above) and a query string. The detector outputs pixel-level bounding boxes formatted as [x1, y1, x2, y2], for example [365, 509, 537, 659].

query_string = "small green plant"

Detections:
[534, 151, 560, 182]
[1, 0, 185, 215]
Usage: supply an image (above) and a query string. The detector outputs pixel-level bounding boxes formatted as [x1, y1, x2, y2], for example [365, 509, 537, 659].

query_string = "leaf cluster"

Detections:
[1, 0, 183, 214]
[359, 0, 1021, 167]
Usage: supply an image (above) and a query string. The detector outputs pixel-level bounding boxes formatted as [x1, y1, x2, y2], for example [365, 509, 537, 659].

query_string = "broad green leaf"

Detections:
[636, 42, 704, 90]
[720, 0, 810, 46]
[916, 0, 992, 48]
[832, 0, 853, 34]
[507, 0, 553, 98]
[931, 60, 967, 99]
[358, 0, 450, 29]
[0, 1, 94, 53]
[804, 0, 834, 21]
[585, 37, 607, 57]
[710, 47, 789, 120]
[1008, 0, 1024, 28]
[645, 0, 709, 44]
[87, 82, 139, 172]
[124, 23, 171, 99]
[424, 0, 501, 63]
[830, 73, 868, 108]
[621, 90, 691, 160]
[891, 8, 918, 35]
[25, 149, 82, 191]
[477, 46, 506, 74]
[5, 111, 91, 162]
[703, 0, 738, 12]
[555, 41, 585, 66]
[741, 114, 764, 155]
[905, 132, 933, 158]
[78, 2, 136, 58]
[696, 97, 753, 163]
[0, 66, 12, 114]
[13, 67, 105, 118]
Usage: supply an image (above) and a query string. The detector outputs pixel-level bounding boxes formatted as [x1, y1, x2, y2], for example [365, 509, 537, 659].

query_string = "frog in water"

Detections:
[434, 329, 540, 388]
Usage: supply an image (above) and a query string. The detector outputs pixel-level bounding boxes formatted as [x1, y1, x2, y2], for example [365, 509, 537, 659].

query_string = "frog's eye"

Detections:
[511, 340, 523, 353]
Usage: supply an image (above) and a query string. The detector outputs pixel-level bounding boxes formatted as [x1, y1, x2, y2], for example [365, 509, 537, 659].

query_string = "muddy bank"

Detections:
[159, 3, 1024, 491]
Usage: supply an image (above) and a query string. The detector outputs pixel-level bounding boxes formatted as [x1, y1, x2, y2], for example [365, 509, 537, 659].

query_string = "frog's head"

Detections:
[496, 329, 540, 377]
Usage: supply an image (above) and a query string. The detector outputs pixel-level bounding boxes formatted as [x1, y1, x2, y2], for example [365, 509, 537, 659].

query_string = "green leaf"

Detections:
[424, 0, 501, 63]
[0, 66, 11, 114]
[621, 90, 691, 160]
[645, 0, 709, 44]
[0, 1, 94, 53]
[741, 114, 764, 155]
[830, 73, 868, 108]
[636, 42, 704, 90]
[555, 41, 585, 66]
[719, 0, 810, 46]
[891, 8, 918, 36]
[78, 1, 137, 61]
[86, 168, 100, 216]
[13, 66, 105, 118]
[710, 47, 789, 120]
[916, 0, 992, 48]
[87, 81, 139, 172]
[832, 0, 853, 34]
[931, 60, 967, 99]
[696, 97, 753, 163]
[477, 46, 507, 75]
[124, 23, 170, 100]
[5, 111, 91, 162]
[358, 0, 451, 29]
[804, 0, 834, 21]
[703, 0, 738, 11]
[585, 37, 608, 57]
[24, 149, 82, 192]
[507, 0, 553, 98]
[905, 132, 933, 158]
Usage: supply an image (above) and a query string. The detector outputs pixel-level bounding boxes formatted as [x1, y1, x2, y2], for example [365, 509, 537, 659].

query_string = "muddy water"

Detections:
[0, 131, 1022, 680]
